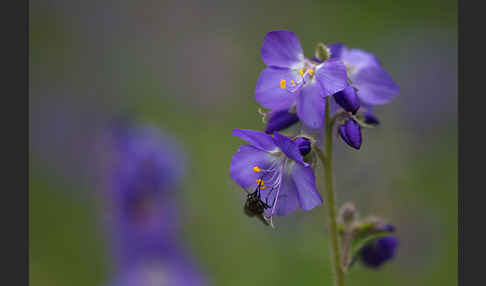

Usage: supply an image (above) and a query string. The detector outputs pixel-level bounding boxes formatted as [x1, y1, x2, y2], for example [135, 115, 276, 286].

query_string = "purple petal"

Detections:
[338, 119, 362, 149]
[328, 43, 346, 59]
[261, 30, 305, 68]
[333, 85, 360, 114]
[264, 109, 299, 134]
[262, 171, 299, 216]
[315, 58, 349, 97]
[290, 163, 322, 210]
[342, 48, 381, 75]
[272, 132, 308, 166]
[354, 66, 400, 105]
[229, 145, 276, 189]
[255, 67, 299, 109]
[296, 80, 326, 128]
[232, 129, 277, 152]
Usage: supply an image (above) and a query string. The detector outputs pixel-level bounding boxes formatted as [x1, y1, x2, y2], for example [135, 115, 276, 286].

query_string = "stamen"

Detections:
[256, 179, 263, 185]
[308, 69, 314, 76]
[265, 160, 287, 220]
[280, 80, 286, 89]
[253, 166, 261, 173]
[290, 80, 295, 86]
[299, 69, 304, 77]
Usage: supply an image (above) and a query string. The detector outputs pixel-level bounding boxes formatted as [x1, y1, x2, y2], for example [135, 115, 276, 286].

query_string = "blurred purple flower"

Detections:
[102, 121, 185, 266]
[100, 120, 206, 285]
[255, 30, 348, 128]
[107, 248, 207, 286]
[230, 129, 322, 219]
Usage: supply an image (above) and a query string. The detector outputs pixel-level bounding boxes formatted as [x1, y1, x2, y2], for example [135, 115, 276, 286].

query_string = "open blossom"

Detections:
[329, 43, 400, 115]
[328, 43, 399, 108]
[322, 44, 398, 149]
[230, 129, 322, 219]
[255, 30, 349, 129]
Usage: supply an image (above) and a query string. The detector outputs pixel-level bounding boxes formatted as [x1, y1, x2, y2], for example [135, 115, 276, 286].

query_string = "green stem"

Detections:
[320, 96, 345, 286]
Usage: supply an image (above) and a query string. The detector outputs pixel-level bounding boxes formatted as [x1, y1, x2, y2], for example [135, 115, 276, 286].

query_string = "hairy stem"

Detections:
[320, 96, 345, 286]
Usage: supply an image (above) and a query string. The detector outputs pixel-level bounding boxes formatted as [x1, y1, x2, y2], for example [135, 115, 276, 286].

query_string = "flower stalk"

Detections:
[318, 96, 345, 286]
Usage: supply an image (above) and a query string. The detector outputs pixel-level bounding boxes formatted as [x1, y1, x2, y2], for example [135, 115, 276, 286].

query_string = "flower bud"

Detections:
[334, 86, 360, 114]
[339, 202, 356, 225]
[360, 236, 399, 268]
[295, 137, 311, 156]
[314, 42, 331, 62]
[338, 118, 362, 150]
[364, 111, 380, 126]
[264, 109, 299, 134]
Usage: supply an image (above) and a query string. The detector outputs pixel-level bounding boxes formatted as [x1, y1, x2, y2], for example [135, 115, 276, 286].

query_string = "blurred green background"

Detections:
[29, 0, 457, 285]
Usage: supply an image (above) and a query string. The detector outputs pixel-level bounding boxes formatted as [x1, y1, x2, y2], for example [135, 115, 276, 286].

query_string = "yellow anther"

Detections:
[256, 179, 263, 185]
[299, 69, 304, 77]
[253, 166, 261, 173]
[308, 69, 314, 76]
[291, 80, 295, 86]
[280, 80, 286, 89]
[260, 185, 267, 190]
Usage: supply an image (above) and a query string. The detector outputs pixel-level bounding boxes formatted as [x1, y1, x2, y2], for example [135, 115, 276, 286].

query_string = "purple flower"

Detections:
[100, 121, 208, 286]
[255, 30, 349, 129]
[100, 121, 187, 269]
[360, 236, 399, 268]
[107, 248, 207, 286]
[338, 118, 362, 150]
[230, 129, 322, 219]
[328, 43, 399, 107]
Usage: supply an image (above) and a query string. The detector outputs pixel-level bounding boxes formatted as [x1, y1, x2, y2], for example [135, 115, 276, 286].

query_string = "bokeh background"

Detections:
[29, 0, 457, 285]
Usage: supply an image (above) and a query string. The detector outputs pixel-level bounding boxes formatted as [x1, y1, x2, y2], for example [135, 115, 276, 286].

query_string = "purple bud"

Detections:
[338, 119, 362, 150]
[333, 86, 360, 114]
[360, 236, 399, 268]
[383, 224, 396, 232]
[264, 110, 299, 134]
[295, 137, 311, 156]
[364, 112, 380, 125]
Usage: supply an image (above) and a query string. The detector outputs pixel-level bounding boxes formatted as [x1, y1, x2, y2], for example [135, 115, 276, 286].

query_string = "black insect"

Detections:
[243, 182, 272, 226]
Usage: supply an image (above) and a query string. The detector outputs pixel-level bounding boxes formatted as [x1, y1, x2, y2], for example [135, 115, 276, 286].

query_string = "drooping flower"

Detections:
[328, 43, 399, 108]
[255, 30, 349, 129]
[360, 236, 399, 268]
[230, 129, 322, 220]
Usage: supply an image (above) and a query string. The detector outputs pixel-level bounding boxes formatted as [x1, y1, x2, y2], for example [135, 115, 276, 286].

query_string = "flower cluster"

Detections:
[338, 203, 398, 269]
[230, 30, 399, 226]
[100, 120, 206, 286]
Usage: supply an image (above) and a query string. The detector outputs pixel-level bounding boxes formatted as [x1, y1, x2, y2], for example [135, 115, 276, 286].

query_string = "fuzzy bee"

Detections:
[243, 181, 272, 226]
